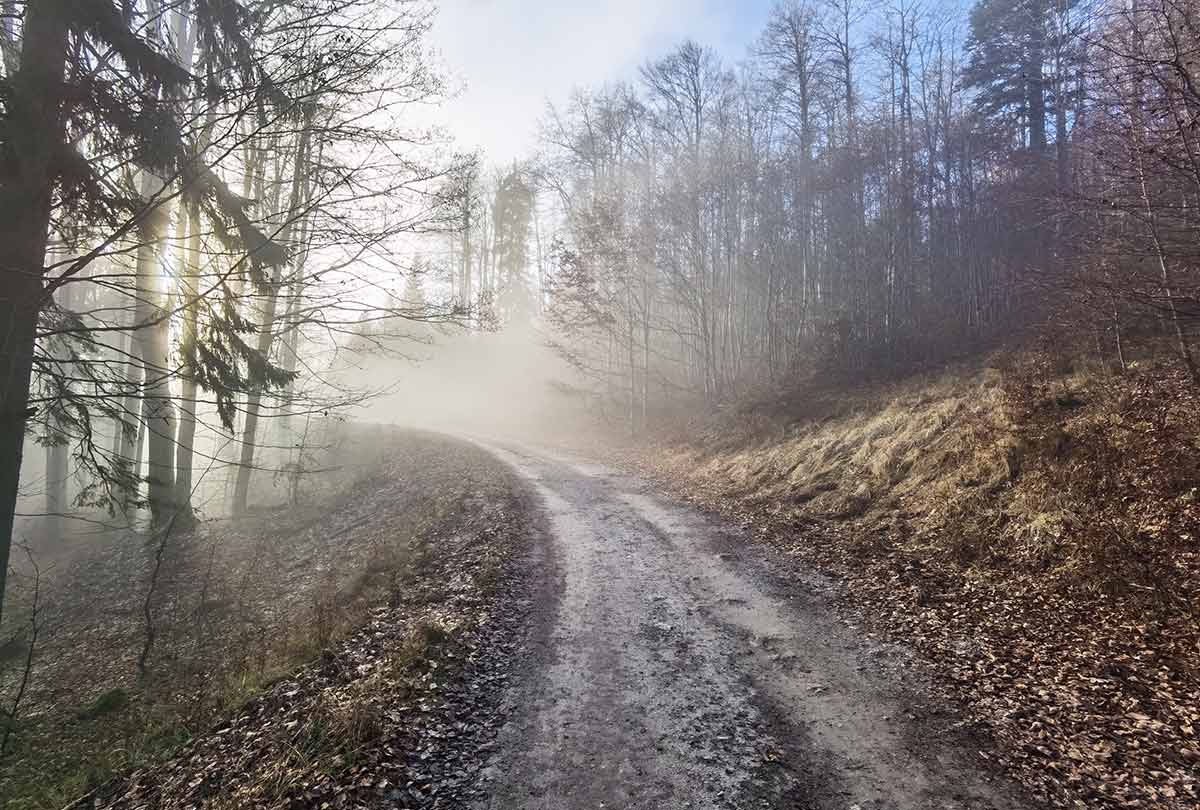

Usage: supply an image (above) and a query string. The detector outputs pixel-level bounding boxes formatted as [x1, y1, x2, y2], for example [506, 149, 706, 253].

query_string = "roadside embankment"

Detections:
[615, 358, 1200, 810]
[1, 428, 541, 810]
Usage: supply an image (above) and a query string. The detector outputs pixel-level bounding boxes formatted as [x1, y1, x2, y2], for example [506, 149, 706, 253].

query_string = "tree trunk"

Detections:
[0, 0, 71, 625]
[1128, 0, 1199, 382]
[44, 241, 72, 540]
[276, 132, 321, 440]
[172, 2, 202, 520]
[1025, 0, 1048, 156]
[132, 171, 177, 526]
[232, 109, 314, 514]
[174, 197, 201, 516]
[116, 326, 142, 513]
[1111, 292, 1127, 372]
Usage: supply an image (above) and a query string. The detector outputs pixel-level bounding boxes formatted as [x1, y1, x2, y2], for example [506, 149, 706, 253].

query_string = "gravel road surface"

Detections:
[472, 441, 1031, 810]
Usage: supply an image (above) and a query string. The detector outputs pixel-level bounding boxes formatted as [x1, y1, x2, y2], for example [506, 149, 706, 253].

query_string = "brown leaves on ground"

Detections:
[87, 489, 532, 810]
[1, 428, 533, 810]
[617, 357, 1200, 810]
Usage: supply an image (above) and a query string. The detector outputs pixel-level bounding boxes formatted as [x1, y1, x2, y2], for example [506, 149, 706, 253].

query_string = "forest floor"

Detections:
[5, 359, 1196, 809]
[604, 355, 1200, 810]
[0, 428, 538, 810]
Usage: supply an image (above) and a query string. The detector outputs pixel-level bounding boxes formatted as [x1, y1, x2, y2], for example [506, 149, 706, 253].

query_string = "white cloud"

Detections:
[427, 0, 757, 163]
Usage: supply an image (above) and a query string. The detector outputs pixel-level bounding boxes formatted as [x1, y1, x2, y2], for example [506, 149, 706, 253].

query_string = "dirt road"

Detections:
[472, 441, 1031, 810]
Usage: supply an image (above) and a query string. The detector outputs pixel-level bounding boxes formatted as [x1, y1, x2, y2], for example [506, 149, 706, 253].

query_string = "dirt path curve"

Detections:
[470, 440, 1033, 810]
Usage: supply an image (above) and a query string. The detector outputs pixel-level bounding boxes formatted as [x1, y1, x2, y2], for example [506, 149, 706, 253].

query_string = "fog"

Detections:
[332, 322, 597, 443]
[6, 0, 1200, 807]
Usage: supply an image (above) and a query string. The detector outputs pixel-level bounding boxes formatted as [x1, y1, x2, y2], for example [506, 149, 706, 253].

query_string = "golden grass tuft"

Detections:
[657, 353, 1200, 596]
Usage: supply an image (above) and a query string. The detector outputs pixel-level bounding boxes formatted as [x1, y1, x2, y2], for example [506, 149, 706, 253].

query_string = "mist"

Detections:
[4, 0, 1200, 807]
[333, 322, 593, 442]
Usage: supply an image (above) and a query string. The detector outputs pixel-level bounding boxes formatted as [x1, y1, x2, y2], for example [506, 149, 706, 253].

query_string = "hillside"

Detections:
[0, 429, 537, 810]
[619, 354, 1200, 809]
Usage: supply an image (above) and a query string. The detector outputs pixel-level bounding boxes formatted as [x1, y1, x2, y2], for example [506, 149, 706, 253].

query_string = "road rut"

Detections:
[473, 441, 1030, 810]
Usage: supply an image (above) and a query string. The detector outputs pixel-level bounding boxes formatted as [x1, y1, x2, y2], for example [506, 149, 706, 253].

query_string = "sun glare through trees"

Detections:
[1, 0, 1199, 808]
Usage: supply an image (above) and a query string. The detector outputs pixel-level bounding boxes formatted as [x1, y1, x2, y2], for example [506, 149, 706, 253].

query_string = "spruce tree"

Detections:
[0, 0, 287, 624]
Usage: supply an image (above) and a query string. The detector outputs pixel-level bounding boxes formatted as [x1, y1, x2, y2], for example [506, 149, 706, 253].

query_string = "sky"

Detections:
[427, 0, 776, 164]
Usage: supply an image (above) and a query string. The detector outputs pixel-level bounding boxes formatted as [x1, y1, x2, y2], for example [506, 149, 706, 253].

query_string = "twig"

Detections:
[2, 546, 42, 757]
[138, 512, 179, 681]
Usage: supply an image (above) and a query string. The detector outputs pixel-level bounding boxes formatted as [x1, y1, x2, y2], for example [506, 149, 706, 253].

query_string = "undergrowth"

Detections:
[0, 430, 487, 810]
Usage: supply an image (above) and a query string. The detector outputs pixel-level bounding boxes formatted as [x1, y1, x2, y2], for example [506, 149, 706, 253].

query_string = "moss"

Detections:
[78, 688, 129, 721]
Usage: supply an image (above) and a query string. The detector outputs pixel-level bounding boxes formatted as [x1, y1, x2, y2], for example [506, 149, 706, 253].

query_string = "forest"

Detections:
[1, 0, 1199, 807]
[534, 0, 1200, 428]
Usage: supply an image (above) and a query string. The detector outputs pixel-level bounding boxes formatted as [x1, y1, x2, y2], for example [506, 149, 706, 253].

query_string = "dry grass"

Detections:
[631, 350, 1200, 808]
[657, 355, 1200, 595]
[84, 453, 530, 810]
[662, 367, 1005, 543]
